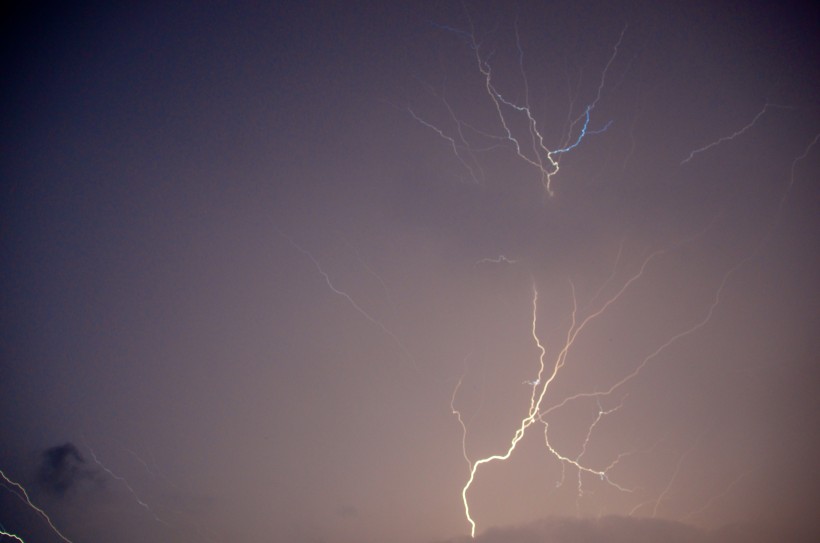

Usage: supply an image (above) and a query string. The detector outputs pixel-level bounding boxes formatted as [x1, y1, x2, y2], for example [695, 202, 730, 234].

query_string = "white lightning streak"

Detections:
[0, 529, 24, 543]
[654, 432, 705, 517]
[450, 363, 473, 472]
[418, 13, 623, 197]
[543, 255, 739, 418]
[122, 447, 157, 479]
[587, 239, 626, 309]
[684, 467, 753, 521]
[565, 398, 629, 514]
[577, 400, 625, 471]
[278, 230, 418, 371]
[541, 423, 633, 494]
[458, 219, 720, 536]
[0, 470, 74, 543]
[460, 272, 647, 537]
[406, 107, 483, 185]
[85, 445, 168, 525]
[342, 239, 399, 313]
[772, 132, 820, 229]
[651, 452, 687, 517]
[680, 103, 790, 165]
[542, 132, 819, 422]
[567, 23, 627, 137]
[475, 255, 518, 265]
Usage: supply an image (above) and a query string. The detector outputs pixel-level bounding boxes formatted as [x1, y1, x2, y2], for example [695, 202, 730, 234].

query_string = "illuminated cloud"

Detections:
[439, 516, 813, 543]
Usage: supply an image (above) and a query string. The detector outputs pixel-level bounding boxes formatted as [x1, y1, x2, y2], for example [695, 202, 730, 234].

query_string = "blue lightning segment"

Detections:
[450, 129, 820, 536]
[551, 107, 612, 156]
[0, 469, 74, 543]
[577, 23, 628, 122]
[413, 19, 625, 197]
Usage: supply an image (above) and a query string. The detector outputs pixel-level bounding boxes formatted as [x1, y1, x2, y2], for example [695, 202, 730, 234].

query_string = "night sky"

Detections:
[1, 2, 819, 542]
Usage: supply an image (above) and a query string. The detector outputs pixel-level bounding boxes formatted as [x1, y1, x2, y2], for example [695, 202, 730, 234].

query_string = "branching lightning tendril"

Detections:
[0, 470, 74, 543]
[277, 229, 418, 371]
[411, 19, 625, 196]
[421, 12, 819, 533]
[680, 103, 792, 165]
[84, 443, 168, 526]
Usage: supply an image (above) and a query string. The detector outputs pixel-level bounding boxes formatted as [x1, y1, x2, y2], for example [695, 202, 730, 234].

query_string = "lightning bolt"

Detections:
[649, 436, 700, 517]
[455, 285, 539, 538]
[540, 422, 633, 494]
[458, 277, 638, 537]
[587, 239, 626, 309]
[454, 216, 728, 537]
[450, 129, 819, 535]
[627, 432, 705, 518]
[116, 446, 219, 543]
[412, 15, 625, 197]
[552, 107, 612, 157]
[684, 466, 754, 522]
[406, 107, 485, 185]
[277, 230, 418, 372]
[0, 469, 74, 543]
[84, 443, 168, 526]
[475, 255, 518, 265]
[450, 362, 473, 473]
[122, 446, 158, 479]
[680, 103, 791, 165]
[584, 23, 628, 117]
[0, 527, 25, 543]
[342, 239, 399, 313]
[541, 255, 740, 418]
[772, 132, 820, 230]
[571, 398, 627, 512]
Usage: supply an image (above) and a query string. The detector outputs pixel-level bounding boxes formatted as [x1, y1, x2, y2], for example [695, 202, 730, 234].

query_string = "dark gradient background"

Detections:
[1, 2, 818, 542]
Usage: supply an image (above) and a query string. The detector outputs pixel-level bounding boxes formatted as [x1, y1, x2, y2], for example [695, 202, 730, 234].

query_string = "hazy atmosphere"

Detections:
[2, 2, 819, 542]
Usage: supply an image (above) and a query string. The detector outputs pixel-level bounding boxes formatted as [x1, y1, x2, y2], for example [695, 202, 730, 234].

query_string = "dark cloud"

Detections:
[438, 515, 818, 543]
[37, 442, 95, 496]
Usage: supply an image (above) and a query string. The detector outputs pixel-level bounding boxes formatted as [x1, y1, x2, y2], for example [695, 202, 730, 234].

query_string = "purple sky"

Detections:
[1, 2, 819, 542]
